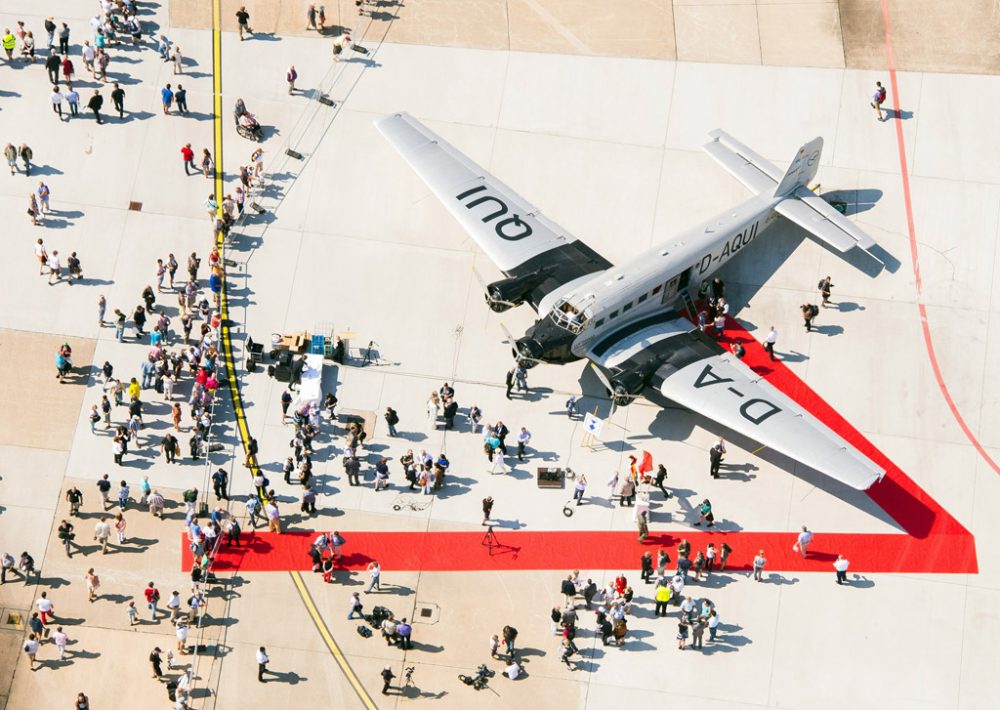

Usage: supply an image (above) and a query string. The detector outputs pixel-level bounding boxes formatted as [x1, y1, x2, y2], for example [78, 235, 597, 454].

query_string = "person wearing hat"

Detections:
[381, 665, 395, 694]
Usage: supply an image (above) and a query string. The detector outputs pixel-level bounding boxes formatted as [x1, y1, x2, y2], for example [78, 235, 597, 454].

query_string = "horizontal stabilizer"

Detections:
[776, 187, 876, 252]
[703, 130, 780, 194]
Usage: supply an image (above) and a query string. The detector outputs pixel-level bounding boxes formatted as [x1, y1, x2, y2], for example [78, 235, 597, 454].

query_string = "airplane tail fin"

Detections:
[773, 137, 823, 197]
[703, 130, 876, 253]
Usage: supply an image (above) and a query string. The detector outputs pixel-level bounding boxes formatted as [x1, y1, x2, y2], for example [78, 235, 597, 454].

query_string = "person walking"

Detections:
[256, 646, 269, 682]
[752, 550, 766, 582]
[87, 89, 103, 124]
[286, 65, 297, 94]
[654, 463, 669, 498]
[870, 81, 887, 121]
[366, 560, 381, 593]
[795, 526, 813, 558]
[150, 647, 164, 680]
[111, 82, 125, 118]
[347, 591, 363, 619]
[65, 84, 79, 117]
[94, 516, 111, 554]
[504, 368, 514, 399]
[23, 633, 39, 670]
[171, 45, 183, 74]
[764, 326, 778, 361]
[834, 554, 850, 584]
[801, 303, 819, 332]
[236, 6, 253, 40]
[15, 143, 30, 176]
[50, 84, 64, 118]
[52, 626, 69, 660]
[84, 568, 100, 602]
[35, 591, 55, 626]
[265, 499, 281, 534]
[58, 22, 69, 54]
[618, 476, 635, 507]
[818, 275, 834, 307]
[175, 84, 188, 114]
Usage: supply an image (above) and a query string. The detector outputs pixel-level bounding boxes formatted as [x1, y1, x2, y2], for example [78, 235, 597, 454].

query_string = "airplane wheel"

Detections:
[562, 504, 574, 517]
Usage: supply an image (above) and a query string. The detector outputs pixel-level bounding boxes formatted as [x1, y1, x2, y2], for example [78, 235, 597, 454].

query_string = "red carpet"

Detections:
[183, 319, 977, 575]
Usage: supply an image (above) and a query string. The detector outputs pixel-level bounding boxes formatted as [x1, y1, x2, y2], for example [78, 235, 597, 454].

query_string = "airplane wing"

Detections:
[702, 129, 781, 194]
[647, 332, 884, 490]
[376, 112, 612, 310]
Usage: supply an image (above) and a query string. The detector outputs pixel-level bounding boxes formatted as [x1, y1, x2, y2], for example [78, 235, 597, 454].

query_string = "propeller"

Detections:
[499, 322, 545, 368]
[589, 363, 642, 408]
[473, 265, 518, 312]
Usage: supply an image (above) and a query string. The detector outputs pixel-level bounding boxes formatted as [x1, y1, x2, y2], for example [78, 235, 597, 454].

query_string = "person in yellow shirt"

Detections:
[2, 30, 16, 61]
[127, 377, 141, 401]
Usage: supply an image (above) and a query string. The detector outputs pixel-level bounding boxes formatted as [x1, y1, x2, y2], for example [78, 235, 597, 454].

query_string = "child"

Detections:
[127, 601, 138, 626]
[489, 634, 500, 658]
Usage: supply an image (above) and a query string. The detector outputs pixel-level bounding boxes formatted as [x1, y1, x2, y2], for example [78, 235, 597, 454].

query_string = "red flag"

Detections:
[638, 450, 653, 474]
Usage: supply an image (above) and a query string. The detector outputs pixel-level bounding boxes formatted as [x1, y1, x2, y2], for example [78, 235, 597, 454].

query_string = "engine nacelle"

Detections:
[485, 272, 547, 313]
[608, 371, 647, 408]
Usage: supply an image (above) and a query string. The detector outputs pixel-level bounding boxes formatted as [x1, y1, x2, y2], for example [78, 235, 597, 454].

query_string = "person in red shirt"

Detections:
[614, 574, 627, 596]
[144, 582, 161, 621]
[181, 143, 195, 175]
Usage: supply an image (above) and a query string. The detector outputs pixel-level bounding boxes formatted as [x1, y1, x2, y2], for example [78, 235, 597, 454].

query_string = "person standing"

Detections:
[481, 496, 493, 526]
[573, 473, 587, 505]
[180, 143, 195, 175]
[110, 82, 125, 118]
[834, 554, 850, 584]
[87, 89, 103, 124]
[381, 666, 395, 695]
[212, 468, 228, 500]
[236, 6, 253, 40]
[870, 81, 887, 121]
[366, 560, 381, 593]
[618, 477, 635, 507]
[818, 275, 834, 307]
[256, 646, 269, 682]
[145, 582, 161, 621]
[505, 368, 514, 399]
[795, 526, 813, 558]
[45, 50, 60, 83]
[752, 550, 766, 582]
[175, 84, 188, 114]
[286, 65, 297, 94]
[764, 326, 777, 361]
[171, 45, 183, 74]
[719, 542, 733, 571]
[502, 625, 518, 656]
[307, 4, 318, 30]
[265, 499, 281, 534]
[384, 406, 399, 436]
[709, 438, 725, 478]
[64, 84, 79, 117]
[58, 22, 70, 54]
[160, 83, 173, 114]
[516, 427, 531, 461]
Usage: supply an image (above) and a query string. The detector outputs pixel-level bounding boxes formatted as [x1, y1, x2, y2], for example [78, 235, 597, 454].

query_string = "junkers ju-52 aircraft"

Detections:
[377, 112, 884, 491]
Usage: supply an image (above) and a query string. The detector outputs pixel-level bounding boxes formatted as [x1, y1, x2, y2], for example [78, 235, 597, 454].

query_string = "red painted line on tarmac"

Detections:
[879, 0, 1000, 477]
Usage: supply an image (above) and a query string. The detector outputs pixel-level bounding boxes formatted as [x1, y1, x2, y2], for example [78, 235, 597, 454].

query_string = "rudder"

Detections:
[773, 137, 823, 197]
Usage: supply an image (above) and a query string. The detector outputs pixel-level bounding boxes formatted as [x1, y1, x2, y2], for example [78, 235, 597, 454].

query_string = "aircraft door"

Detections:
[659, 275, 681, 305]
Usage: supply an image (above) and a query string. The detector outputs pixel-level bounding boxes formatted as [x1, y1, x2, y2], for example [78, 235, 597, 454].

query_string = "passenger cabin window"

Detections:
[623, 302, 633, 312]
[608, 310, 619, 320]
[638, 293, 648, 303]
[652, 285, 662, 295]
[594, 319, 605, 328]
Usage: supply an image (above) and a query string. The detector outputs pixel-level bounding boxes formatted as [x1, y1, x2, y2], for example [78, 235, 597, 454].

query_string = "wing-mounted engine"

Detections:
[591, 362, 656, 408]
[484, 270, 551, 313]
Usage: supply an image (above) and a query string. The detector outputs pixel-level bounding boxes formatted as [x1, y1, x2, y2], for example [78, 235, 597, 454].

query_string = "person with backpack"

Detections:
[801, 303, 819, 332]
[818, 275, 834, 307]
[871, 81, 888, 121]
[384, 406, 399, 436]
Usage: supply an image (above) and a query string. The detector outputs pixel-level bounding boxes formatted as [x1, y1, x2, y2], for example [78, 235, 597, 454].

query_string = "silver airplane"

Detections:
[377, 112, 885, 491]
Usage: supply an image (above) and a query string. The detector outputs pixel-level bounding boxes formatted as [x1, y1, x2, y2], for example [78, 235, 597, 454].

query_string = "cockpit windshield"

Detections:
[550, 294, 594, 334]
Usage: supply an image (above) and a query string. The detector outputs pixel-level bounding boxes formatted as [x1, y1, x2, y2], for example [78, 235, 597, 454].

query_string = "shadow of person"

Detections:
[263, 670, 305, 684]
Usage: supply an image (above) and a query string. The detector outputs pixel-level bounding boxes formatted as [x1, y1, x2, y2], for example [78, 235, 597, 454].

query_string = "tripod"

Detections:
[362, 340, 381, 367]
[481, 525, 500, 555]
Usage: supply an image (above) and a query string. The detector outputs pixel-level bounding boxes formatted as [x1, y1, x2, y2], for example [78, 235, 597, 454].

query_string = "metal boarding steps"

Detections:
[677, 289, 697, 321]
